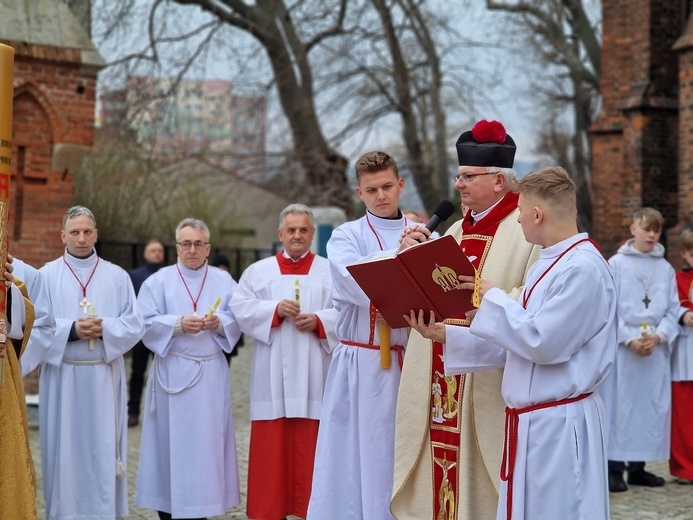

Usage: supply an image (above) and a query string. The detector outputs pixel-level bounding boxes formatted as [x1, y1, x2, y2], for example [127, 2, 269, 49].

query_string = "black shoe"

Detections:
[128, 415, 139, 428]
[627, 469, 665, 487]
[609, 471, 628, 492]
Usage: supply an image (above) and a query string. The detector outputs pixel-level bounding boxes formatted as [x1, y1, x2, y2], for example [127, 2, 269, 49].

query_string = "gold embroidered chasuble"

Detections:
[0, 280, 38, 520]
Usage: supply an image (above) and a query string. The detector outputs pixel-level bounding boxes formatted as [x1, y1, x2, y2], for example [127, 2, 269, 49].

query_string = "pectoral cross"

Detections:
[643, 293, 651, 309]
[79, 297, 90, 315]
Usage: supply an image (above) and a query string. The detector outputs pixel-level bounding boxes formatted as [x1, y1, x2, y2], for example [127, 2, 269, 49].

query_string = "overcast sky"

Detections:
[92, 1, 598, 167]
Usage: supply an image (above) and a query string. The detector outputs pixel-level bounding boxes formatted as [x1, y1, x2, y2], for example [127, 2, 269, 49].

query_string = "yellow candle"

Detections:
[205, 297, 222, 318]
[641, 320, 648, 337]
[294, 278, 300, 304]
[0, 44, 15, 387]
[380, 322, 391, 369]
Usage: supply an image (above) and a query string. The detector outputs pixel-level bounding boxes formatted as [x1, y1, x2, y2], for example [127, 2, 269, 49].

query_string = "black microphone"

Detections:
[425, 200, 456, 234]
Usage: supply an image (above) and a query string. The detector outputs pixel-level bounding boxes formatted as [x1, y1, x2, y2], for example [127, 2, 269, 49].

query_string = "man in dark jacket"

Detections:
[127, 239, 166, 427]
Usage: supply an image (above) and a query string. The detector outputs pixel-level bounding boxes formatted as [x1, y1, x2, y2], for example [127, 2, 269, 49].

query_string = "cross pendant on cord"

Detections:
[79, 297, 90, 315]
[643, 294, 651, 309]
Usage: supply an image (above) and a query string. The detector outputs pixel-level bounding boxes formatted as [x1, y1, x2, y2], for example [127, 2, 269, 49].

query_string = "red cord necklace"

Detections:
[176, 263, 209, 315]
[62, 253, 100, 315]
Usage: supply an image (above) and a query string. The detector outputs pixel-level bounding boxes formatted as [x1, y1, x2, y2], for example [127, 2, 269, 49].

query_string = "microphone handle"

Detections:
[425, 215, 442, 233]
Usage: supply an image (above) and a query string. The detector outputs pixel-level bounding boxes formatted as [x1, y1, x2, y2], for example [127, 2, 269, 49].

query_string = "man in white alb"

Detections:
[38, 205, 144, 520]
[135, 217, 242, 520]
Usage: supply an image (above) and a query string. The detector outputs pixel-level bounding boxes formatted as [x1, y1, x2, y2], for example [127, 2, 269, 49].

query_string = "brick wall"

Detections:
[591, 0, 681, 258]
[1, 40, 100, 394]
[2, 40, 99, 268]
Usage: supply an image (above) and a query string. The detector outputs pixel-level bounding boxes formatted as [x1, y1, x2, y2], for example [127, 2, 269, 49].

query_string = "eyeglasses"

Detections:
[454, 172, 496, 183]
[176, 241, 209, 250]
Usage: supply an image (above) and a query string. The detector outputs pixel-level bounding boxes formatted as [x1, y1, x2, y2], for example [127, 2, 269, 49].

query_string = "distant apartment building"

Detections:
[99, 76, 266, 179]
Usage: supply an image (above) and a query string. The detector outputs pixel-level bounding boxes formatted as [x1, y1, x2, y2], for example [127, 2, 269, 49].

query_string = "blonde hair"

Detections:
[681, 228, 693, 251]
[513, 166, 576, 217]
[354, 151, 399, 181]
[632, 208, 664, 233]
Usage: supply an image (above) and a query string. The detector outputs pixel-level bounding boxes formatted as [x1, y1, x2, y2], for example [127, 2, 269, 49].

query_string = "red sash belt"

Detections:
[340, 340, 404, 370]
[501, 392, 592, 520]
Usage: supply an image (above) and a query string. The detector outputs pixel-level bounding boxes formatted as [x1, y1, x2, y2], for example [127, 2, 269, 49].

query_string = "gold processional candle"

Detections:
[0, 44, 14, 387]
[379, 322, 391, 369]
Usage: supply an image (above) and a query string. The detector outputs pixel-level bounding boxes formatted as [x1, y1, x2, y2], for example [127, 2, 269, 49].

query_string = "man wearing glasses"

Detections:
[134, 217, 242, 520]
[392, 121, 540, 520]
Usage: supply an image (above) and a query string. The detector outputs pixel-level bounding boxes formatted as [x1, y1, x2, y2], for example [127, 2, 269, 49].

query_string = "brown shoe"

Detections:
[128, 415, 139, 428]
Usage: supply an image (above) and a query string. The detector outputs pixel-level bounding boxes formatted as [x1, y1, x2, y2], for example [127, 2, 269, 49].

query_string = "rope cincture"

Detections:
[501, 392, 592, 520]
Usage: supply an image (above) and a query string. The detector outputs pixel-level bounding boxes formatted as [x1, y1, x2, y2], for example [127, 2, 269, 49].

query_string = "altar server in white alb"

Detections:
[308, 151, 417, 520]
[135, 217, 242, 520]
[601, 207, 682, 492]
[231, 203, 338, 520]
[38, 205, 145, 520]
[405, 166, 617, 520]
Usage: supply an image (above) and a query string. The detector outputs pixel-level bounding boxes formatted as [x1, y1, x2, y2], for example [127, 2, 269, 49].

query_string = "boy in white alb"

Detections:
[600, 208, 682, 492]
[405, 166, 617, 520]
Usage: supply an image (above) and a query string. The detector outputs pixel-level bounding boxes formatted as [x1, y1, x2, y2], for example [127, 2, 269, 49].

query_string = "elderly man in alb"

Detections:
[135, 217, 242, 520]
[231, 203, 338, 520]
[38, 205, 144, 520]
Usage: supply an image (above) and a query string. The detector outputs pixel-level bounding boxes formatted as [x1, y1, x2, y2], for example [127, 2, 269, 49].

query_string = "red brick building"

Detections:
[0, 0, 103, 267]
[591, 0, 689, 262]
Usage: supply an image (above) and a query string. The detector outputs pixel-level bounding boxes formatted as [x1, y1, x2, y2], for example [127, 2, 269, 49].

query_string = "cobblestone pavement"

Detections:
[27, 345, 693, 519]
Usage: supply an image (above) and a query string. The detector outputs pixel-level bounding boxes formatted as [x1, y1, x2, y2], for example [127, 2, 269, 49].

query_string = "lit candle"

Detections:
[380, 322, 391, 369]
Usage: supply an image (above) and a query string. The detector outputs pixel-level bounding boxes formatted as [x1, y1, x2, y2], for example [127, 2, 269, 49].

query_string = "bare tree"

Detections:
[92, 1, 497, 221]
[485, 0, 600, 231]
[95, 0, 353, 213]
[368, 0, 450, 212]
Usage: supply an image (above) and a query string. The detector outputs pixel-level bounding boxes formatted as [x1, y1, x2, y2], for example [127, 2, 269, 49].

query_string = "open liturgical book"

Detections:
[347, 234, 480, 329]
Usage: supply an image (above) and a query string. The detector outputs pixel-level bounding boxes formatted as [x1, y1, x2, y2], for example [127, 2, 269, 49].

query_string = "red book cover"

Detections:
[346, 234, 477, 328]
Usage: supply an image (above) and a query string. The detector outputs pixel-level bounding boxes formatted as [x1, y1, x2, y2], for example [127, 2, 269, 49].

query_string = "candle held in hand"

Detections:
[206, 297, 222, 318]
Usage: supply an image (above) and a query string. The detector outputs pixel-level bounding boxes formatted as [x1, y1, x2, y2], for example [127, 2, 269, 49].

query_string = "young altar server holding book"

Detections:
[405, 166, 617, 520]
[600, 207, 682, 492]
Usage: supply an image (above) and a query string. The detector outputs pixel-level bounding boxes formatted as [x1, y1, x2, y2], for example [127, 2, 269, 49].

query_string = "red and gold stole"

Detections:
[429, 192, 519, 520]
